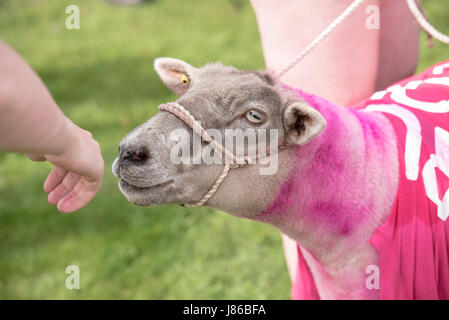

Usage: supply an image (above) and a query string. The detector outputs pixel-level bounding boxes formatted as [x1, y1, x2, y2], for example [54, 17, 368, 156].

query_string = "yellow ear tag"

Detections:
[180, 74, 189, 85]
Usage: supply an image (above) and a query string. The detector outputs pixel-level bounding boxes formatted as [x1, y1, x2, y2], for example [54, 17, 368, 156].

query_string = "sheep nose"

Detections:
[119, 145, 150, 164]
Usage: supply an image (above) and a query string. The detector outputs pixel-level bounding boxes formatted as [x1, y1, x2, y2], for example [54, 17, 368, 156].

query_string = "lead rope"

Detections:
[278, 0, 449, 78]
[406, 0, 449, 45]
[277, 0, 365, 78]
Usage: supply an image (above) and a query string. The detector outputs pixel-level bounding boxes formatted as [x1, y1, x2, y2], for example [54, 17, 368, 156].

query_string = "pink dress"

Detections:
[291, 61, 449, 300]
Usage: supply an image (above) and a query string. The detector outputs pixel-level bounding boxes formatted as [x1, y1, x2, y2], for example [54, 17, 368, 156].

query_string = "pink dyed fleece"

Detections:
[289, 61, 449, 300]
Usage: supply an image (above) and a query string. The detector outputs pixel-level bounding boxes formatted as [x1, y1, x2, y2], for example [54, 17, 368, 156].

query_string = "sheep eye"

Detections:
[245, 109, 265, 124]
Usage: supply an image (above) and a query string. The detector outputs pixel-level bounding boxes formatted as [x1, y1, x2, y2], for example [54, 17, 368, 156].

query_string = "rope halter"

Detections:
[158, 102, 253, 207]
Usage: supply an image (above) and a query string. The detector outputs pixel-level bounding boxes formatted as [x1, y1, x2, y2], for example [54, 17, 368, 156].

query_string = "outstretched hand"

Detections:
[0, 40, 105, 213]
[27, 123, 104, 213]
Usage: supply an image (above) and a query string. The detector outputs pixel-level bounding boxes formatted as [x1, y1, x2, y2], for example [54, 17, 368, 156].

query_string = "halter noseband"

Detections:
[158, 102, 252, 207]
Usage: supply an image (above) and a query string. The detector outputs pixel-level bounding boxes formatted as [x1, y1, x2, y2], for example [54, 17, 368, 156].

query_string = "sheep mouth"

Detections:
[119, 178, 174, 191]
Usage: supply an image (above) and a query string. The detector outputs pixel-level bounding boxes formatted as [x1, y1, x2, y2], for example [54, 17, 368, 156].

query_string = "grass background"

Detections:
[0, 0, 447, 299]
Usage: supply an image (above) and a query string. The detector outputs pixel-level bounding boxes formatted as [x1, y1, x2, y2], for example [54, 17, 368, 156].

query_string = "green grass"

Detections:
[0, 0, 448, 299]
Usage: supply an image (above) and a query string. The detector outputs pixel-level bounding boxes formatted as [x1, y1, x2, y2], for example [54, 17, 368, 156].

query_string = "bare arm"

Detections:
[0, 41, 72, 154]
[0, 40, 104, 213]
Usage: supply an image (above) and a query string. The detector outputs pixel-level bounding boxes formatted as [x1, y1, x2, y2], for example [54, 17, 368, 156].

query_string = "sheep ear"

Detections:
[283, 102, 326, 145]
[154, 57, 195, 96]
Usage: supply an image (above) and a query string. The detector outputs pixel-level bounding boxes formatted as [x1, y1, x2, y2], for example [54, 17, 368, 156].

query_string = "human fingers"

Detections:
[44, 166, 68, 193]
[47, 172, 80, 206]
[56, 175, 102, 213]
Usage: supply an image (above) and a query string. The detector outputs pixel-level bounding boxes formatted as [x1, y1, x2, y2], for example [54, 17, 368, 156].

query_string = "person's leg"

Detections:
[250, 0, 419, 106]
[250, 0, 420, 283]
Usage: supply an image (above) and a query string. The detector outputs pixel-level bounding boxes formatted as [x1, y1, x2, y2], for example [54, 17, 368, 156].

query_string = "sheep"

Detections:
[112, 58, 449, 299]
